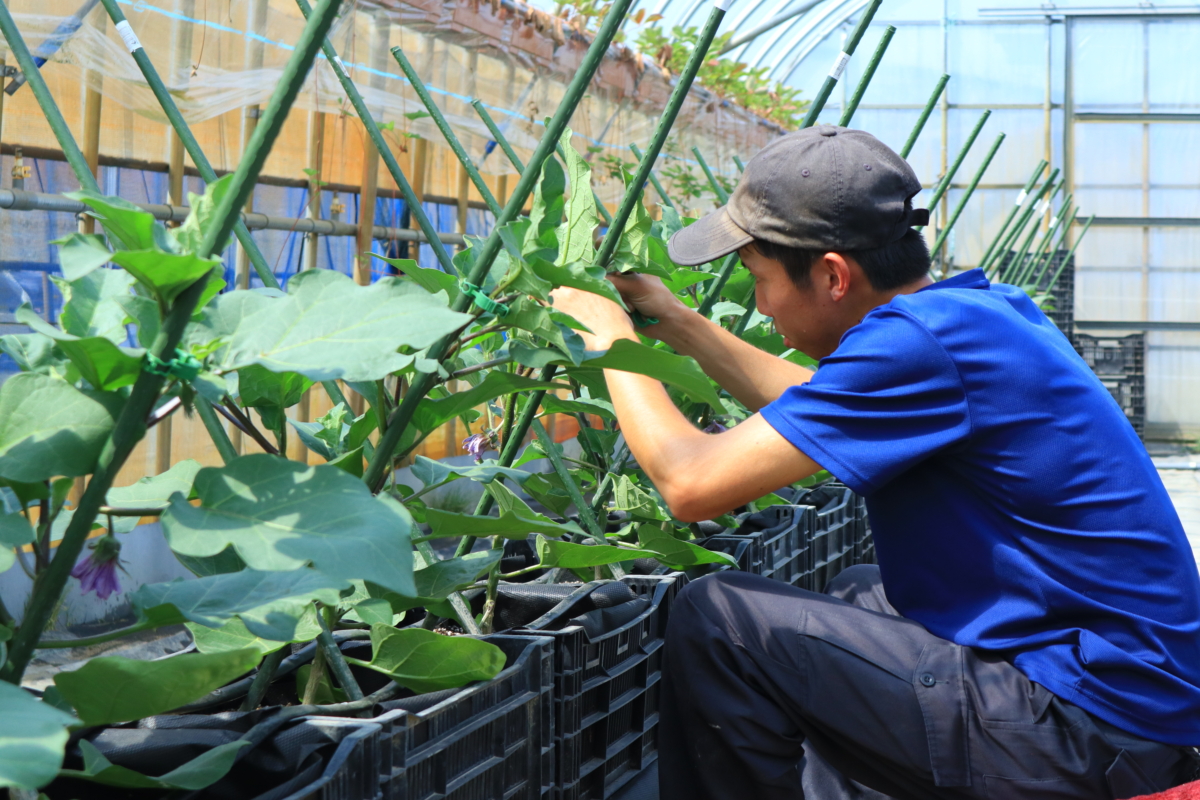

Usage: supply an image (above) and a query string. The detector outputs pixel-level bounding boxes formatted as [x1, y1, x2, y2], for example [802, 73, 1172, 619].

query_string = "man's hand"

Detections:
[607, 273, 690, 340]
[549, 285, 637, 351]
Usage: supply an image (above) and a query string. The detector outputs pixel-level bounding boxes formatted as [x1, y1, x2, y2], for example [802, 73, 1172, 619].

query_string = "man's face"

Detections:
[738, 245, 848, 361]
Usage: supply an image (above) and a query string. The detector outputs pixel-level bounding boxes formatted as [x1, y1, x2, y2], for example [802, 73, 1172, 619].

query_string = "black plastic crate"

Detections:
[511, 575, 681, 800]
[1072, 333, 1146, 440]
[372, 634, 554, 800]
[278, 718, 386, 800]
[995, 249, 1074, 338]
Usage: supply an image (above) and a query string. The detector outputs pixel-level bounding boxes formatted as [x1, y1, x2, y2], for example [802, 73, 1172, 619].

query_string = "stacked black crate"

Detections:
[1072, 333, 1147, 440]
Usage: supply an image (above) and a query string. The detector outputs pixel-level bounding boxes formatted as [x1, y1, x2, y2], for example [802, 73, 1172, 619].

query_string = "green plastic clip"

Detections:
[631, 310, 659, 327]
[144, 349, 203, 382]
[459, 280, 510, 318]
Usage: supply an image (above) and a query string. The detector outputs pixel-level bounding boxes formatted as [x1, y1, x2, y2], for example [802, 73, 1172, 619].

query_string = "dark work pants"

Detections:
[659, 567, 1190, 800]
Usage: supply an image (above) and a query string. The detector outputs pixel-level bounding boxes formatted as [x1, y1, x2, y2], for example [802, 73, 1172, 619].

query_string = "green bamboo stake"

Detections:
[531, 418, 605, 544]
[2, 0, 343, 684]
[97, 0, 278, 288]
[977, 159, 1047, 273]
[732, 155, 746, 173]
[692, 146, 729, 204]
[800, 0, 883, 129]
[1044, 214, 1094, 290]
[929, 132, 1006, 257]
[629, 143, 676, 211]
[0, 2, 98, 192]
[472, 98, 526, 173]
[393, 50, 500, 215]
[362, 0, 637, 493]
[595, 3, 729, 269]
[984, 168, 1059, 278]
[1014, 194, 1072, 286]
[295, 0, 457, 276]
[1002, 181, 1061, 283]
[837, 25, 895, 128]
[899, 74, 950, 159]
[1029, 206, 1078, 288]
[919, 110, 991, 230]
[195, 397, 238, 464]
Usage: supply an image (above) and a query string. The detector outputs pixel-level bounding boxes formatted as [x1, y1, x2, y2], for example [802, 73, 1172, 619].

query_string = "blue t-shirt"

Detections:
[761, 269, 1200, 746]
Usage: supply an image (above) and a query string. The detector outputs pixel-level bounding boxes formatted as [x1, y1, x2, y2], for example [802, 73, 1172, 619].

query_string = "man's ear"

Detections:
[818, 252, 853, 301]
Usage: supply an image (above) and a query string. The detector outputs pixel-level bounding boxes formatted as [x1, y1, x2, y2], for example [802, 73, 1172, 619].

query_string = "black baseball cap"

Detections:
[668, 124, 930, 266]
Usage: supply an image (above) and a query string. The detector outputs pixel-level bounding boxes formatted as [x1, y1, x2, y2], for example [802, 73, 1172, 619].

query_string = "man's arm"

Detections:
[550, 285, 823, 521]
[608, 273, 812, 410]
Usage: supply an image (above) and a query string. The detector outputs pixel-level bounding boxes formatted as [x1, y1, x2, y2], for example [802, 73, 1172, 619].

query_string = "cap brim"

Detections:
[667, 206, 754, 267]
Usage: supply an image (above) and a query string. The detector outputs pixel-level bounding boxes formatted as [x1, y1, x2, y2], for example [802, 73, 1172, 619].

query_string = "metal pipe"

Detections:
[295, 0, 458, 277]
[799, 0, 883, 128]
[596, 3, 728, 269]
[976, 159, 1046, 273]
[629, 143, 675, 211]
[838, 25, 895, 128]
[918, 110, 992, 228]
[0, 188, 466, 243]
[899, 74, 950, 159]
[96, 0, 279, 288]
[929, 132, 1006, 259]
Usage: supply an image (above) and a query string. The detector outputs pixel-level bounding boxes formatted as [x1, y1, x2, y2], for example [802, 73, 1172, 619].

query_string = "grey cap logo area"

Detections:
[668, 125, 930, 267]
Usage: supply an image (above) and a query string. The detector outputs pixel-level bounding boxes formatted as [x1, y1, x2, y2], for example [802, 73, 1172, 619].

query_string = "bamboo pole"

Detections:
[977, 159, 1046, 273]
[304, 111, 325, 272]
[362, 0, 638, 492]
[1001, 181, 1061, 283]
[629, 143, 675, 211]
[355, 12, 390, 286]
[929, 132, 1006, 260]
[800, 0, 883, 128]
[983, 168, 1059, 278]
[918, 110, 991, 230]
[1044, 214, 1094, 290]
[1, 0, 343, 684]
[1028, 207, 1078, 288]
[79, 16, 103, 234]
[899, 74, 949, 159]
[1014, 195, 1072, 286]
[692, 146, 728, 204]
[235, 0, 269, 290]
[838, 25, 895, 128]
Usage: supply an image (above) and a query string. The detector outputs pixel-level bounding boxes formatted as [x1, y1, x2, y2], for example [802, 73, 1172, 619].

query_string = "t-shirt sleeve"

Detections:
[760, 307, 971, 495]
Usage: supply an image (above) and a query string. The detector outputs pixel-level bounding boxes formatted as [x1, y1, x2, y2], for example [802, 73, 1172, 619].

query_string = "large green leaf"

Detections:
[539, 394, 615, 421]
[578, 339, 721, 407]
[368, 551, 501, 614]
[534, 535, 655, 568]
[218, 270, 470, 382]
[161, 455, 416, 596]
[611, 190, 669, 278]
[0, 373, 122, 482]
[288, 403, 351, 462]
[55, 268, 136, 344]
[61, 739, 249, 790]
[53, 232, 113, 281]
[237, 365, 313, 434]
[54, 648, 262, 726]
[410, 455, 531, 488]
[0, 333, 59, 374]
[0, 512, 35, 573]
[109, 250, 219, 304]
[413, 371, 567, 432]
[131, 568, 347, 641]
[523, 156, 565, 262]
[637, 524, 737, 569]
[611, 474, 667, 521]
[189, 610, 321, 655]
[530, 259, 623, 305]
[425, 508, 580, 540]
[173, 175, 235, 255]
[556, 130, 598, 266]
[375, 256, 458, 298]
[68, 191, 172, 252]
[344, 624, 505, 694]
[0, 681, 78, 790]
[107, 459, 202, 510]
[16, 306, 143, 391]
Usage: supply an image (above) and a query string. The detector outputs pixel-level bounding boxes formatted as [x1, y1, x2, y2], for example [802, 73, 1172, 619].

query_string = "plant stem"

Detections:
[838, 26, 896, 128]
[195, 396, 238, 464]
[360, 0, 634, 491]
[799, 0, 883, 129]
[0, 0, 342, 685]
[449, 356, 514, 380]
[900, 74, 950, 159]
[695, 253, 741, 317]
[217, 402, 280, 456]
[294, 0, 458, 276]
[301, 644, 328, 705]
[97, 506, 164, 517]
[96, 0, 277, 287]
[531, 419, 610, 550]
[978, 159, 1048, 274]
[34, 620, 156, 649]
[629, 143, 676, 211]
[321, 380, 351, 409]
[595, 3, 728, 269]
[479, 536, 504, 634]
[315, 606, 364, 701]
[240, 646, 287, 711]
[929, 132, 1006, 259]
[148, 397, 182, 428]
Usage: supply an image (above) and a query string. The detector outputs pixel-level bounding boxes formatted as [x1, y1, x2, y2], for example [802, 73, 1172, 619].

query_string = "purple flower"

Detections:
[462, 431, 499, 463]
[703, 421, 728, 434]
[71, 536, 123, 600]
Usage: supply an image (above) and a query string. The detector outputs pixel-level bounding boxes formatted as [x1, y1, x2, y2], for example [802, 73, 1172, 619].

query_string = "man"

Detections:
[550, 125, 1200, 799]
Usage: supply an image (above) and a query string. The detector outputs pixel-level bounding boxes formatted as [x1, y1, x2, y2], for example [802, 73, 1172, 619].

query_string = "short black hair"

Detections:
[751, 228, 931, 292]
